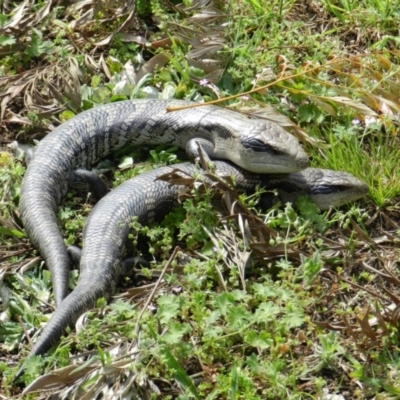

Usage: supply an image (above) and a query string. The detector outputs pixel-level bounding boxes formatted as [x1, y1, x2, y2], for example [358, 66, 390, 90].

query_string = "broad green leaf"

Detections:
[160, 346, 201, 400]
[0, 226, 25, 238]
[0, 34, 16, 46]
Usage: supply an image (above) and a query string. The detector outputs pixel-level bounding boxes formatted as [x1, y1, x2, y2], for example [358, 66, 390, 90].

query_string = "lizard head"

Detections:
[225, 120, 310, 173]
[260, 168, 369, 210]
[292, 168, 369, 209]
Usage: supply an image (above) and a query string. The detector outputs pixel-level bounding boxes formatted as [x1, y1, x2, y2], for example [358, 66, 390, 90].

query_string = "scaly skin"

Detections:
[16, 161, 367, 373]
[19, 99, 310, 306]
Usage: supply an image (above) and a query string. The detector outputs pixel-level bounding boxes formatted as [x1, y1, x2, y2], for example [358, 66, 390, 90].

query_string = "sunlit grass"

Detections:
[3, 0, 400, 398]
[311, 122, 400, 207]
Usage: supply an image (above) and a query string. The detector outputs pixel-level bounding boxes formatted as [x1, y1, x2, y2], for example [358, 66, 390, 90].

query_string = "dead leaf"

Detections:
[357, 306, 377, 341]
[312, 97, 337, 116]
[23, 364, 98, 394]
[328, 96, 378, 115]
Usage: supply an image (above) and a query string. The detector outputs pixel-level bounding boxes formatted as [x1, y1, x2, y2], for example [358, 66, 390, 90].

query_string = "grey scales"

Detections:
[16, 160, 368, 375]
[19, 99, 310, 307]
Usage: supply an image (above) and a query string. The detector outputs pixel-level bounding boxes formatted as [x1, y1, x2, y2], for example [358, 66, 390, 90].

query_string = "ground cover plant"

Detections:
[0, 0, 400, 398]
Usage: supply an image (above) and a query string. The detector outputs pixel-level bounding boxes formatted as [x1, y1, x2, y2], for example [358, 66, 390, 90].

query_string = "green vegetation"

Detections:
[1, 0, 400, 398]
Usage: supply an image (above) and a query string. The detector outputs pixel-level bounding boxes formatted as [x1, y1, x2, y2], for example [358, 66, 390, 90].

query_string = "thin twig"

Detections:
[132, 246, 180, 340]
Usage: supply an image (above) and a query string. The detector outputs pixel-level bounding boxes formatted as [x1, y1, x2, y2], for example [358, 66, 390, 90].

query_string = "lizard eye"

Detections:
[311, 184, 350, 195]
[241, 137, 283, 154]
